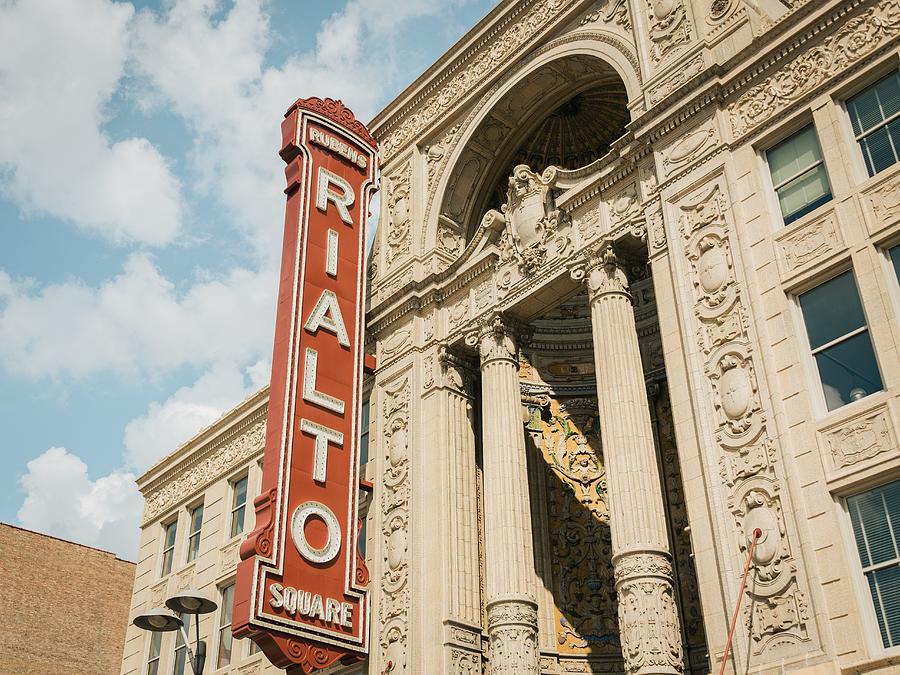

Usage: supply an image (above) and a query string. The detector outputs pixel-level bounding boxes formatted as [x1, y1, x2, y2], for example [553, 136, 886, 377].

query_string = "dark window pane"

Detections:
[815, 330, 883, 411]
[860, 125, 898, 176]
[871, 564, 900, 646]
[231, 504, 246, 538]
[876, 72, 900, 120]
[850, 86, 885, 134]
[851, 498, 873, 567]
[799, 272, 867, 349]
[172, 649, 187, 675]
[869, 572, 892, 647]
[891, 246, 900, 282]
[852, 490, 897, 565]
[165, 522, 177, 548]
[233, 477, 248, 508]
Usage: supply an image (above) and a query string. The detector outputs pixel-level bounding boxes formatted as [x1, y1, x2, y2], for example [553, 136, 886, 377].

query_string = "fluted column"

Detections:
[475, 315, 539, 675]
[583, 246, 684, 675]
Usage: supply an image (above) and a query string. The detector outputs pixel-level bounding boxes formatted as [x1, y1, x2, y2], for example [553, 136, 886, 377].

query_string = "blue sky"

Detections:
[0, 0, 495, 560]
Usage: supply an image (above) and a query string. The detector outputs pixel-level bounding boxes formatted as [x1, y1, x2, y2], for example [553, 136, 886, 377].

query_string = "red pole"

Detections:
[718, 527, 762, 675]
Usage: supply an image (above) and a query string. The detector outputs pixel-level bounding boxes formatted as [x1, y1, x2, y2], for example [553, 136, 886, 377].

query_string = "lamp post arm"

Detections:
[177, 619, 198, 673]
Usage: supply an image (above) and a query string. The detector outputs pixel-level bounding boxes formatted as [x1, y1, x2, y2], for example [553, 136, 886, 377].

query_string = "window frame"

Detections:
[215, 581, 236, 669]
[172, 627, 188, 675]
[228, 473, 249, 540]
[763, 123, 834, 226]
[841, 480, 900, 657]
[845, 70, 900, 178]
[146, 630, 163, 675]
[185, 501, 204, 564]
[792, 267, 884, 417]
[160, 517, 178, 577]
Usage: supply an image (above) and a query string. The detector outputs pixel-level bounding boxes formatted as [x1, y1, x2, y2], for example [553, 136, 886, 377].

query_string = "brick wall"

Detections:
[0, 523, 136, 675]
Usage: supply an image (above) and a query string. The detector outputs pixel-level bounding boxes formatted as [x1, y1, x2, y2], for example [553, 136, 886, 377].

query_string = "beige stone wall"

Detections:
[0, 523, 135, 675]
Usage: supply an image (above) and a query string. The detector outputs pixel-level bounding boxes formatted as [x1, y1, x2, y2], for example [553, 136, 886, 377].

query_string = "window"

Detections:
[890, 245, 900, 283]
[849, 480, 900, 647]
[847, 72, 900, 177]
[799, 271, 882, 411]
[186, 503, 204, 563]
[216, 583, 235, 668]
[146, 631, 162, 675]
[359, 398, 370, 467]
[230, 476, 249, 539]
[172, 629, 188, 675]
[767, 125, 833, 224]
[161, 520, 177, 576]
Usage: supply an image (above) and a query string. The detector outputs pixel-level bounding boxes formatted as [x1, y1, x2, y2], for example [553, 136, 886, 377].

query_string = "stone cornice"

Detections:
[138, 386, 269, 496]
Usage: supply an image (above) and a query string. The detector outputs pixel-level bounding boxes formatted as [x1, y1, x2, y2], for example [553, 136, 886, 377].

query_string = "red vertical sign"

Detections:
[233, 97, 376, 673]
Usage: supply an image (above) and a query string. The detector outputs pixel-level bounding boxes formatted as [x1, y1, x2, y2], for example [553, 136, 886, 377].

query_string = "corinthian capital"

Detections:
[570, 243, 631, 302]
[466, 313, 526, 366]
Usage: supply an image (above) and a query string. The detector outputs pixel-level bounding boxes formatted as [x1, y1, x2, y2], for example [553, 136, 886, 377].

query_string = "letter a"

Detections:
[304, 289, 350, 347]
[316, 167, 355, 225]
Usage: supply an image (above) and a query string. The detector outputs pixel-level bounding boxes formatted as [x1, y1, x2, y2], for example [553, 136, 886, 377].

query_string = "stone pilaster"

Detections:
[583, 246, 684, 675]
[475, 314, 539, 675]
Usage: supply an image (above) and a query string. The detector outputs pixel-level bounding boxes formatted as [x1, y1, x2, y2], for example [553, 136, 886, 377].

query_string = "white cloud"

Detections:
[0, 0, 183, 245]
[129, 0, 482, 260]
[17, 447, 142, 560]
[124, 360, 268, 472]
[0, 254, 276, 379]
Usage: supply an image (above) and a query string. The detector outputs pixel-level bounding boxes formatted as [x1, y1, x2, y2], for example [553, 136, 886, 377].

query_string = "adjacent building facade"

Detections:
[121, 0, 900, 673]
[0, 522, 136, 675]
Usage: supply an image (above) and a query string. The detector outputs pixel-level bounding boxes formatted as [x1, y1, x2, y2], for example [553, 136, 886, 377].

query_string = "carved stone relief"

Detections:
[380, 377, 411, 673]
[581, 0, 631, 30]
[676, 176, 812, 659]
[774, 211, 843, 277]
[486, 165, 573, 277]
[386, 162, 412, 268]
[380, 0, 580, 161]
[861, 167, 900, 236]
[646, 0, 694, 63]
[660, 120, 719, 178]
[823, 406, 896, 469]
[143, 419, 265, 524]
[647, 54, 704, 105]
[728, 0, 900, 138]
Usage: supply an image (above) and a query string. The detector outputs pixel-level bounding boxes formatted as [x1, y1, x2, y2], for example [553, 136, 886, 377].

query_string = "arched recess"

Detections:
[423, 34, 642, 258]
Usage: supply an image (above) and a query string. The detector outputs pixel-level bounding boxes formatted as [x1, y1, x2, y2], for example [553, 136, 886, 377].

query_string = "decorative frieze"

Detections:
[380, 377, 411, 673]
[660, 119, 719, 178]
[142, 419, 265, 524]
[774, 210, 844, 279]
[646, 0, 694, 63]
[728, 0, 900, 138]
[822, 405, 896, 469]
[581, 0, 631, 29]
[386, 161, 413, 268]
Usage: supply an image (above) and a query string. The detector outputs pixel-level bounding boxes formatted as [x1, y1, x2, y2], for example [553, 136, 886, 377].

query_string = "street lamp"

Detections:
[133, 589, 218, 675]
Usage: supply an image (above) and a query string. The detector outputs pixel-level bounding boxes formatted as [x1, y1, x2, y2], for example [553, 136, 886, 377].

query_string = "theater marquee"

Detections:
[233, 97, 377, 673]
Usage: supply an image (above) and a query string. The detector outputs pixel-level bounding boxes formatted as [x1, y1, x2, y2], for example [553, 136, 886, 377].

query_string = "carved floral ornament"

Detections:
[143, 419, 265, 523]
[380, 376, 411, 673]
[728, 0, 900, 137]
[379, 0, 577, 161]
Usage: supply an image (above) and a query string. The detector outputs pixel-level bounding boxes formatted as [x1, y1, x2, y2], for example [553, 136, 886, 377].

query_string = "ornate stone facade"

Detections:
[122, 1, 900, 674]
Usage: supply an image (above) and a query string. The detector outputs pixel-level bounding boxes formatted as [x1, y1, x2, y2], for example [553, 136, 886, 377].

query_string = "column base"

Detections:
[613, 551, 684, 675]
[487, 598, 539, 675]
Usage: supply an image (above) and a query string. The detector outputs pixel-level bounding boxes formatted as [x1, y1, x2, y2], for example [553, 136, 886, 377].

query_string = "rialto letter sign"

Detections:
[233, 97, 376, 673]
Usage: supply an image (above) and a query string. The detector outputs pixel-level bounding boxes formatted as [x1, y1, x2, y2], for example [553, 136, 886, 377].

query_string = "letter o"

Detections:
[291, 501, 341, 564]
